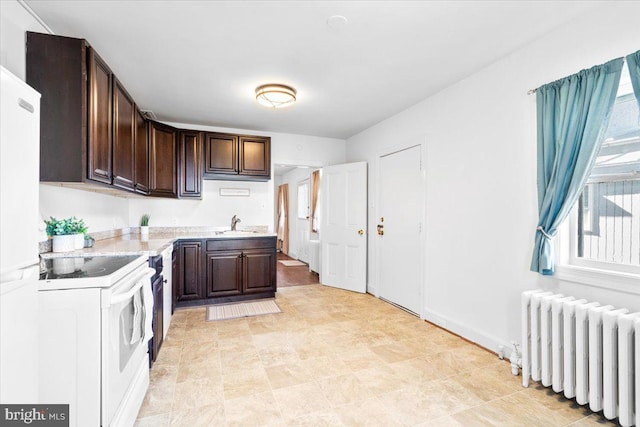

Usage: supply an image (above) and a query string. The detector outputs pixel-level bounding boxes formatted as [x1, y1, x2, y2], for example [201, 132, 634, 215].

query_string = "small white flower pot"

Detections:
[140, 226, 149, 236]
[73, 233, 84, 249]
[52, 234, 76, 253]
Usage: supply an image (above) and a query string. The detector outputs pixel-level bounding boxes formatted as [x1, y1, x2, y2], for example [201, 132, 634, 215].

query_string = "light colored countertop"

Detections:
[40, 228, 277, 259]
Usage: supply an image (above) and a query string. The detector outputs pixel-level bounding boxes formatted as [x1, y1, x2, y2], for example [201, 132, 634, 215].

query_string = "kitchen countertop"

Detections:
[40, 229, 277, 259]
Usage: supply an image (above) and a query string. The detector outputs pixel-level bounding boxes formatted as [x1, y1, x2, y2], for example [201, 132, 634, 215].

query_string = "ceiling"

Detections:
[25, 1, 601, 139]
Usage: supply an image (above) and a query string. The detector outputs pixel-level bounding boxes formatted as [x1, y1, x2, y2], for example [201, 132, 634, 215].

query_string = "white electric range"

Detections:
[38, 254, 155, 427]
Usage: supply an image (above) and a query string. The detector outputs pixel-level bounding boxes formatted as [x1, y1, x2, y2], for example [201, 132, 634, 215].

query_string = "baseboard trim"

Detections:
[422, 307, 511, 356]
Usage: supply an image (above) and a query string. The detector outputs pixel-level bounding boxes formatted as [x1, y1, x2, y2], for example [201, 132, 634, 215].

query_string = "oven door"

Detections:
[101, 266, 155, 426]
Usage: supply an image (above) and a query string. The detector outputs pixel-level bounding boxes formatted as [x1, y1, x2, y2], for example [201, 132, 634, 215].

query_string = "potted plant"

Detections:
[70, 217, 88, 249]
[140, 214, 150, 236]
[45, 216, 84, 252]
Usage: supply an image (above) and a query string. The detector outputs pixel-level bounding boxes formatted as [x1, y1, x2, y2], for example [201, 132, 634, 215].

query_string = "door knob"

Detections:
[358, 229, 365, 235]
[377, 224, 384, 236]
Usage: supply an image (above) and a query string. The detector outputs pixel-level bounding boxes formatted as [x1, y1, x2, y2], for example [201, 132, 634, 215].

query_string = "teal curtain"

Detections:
[531, 58, 623, 275]
[627, 50, 640, 108]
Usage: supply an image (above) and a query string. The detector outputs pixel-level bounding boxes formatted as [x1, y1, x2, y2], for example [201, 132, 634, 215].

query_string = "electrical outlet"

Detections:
[172, 218, 178, 226]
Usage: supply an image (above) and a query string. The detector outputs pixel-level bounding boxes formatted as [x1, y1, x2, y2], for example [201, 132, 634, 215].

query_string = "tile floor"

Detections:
[135, 284, 616, 426]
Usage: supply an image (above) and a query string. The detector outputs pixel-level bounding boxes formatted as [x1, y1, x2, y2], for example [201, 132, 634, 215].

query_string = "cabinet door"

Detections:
[204, 133, 238, 176]
[27, 32, 87, 183]
[206, 251, 243, 298]
[112, 79, 135, 191]
[134, 109, 149, 194]
[176, 241, 202, 301]
[239, 136, 270, 178]
[149, 121, 178, 198]
[178, 131, 203, 199]
[242, 249, 276, 294]
[87, 49, 113, 184]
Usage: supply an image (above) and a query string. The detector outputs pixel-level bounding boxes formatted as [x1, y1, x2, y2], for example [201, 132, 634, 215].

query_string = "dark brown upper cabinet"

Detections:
[112, 78, 135, 191]
[178, 131, 203, 199]
[134, 109, 149, 195]
[87, 49, 113, 185]
[27, 32, 262, 197]
[204, 132, 238, 176]
[26, 32, 88, 182]
[149, 121, 178, 198]
[239, 136, 271, 178]
[203, 132, 270, 181]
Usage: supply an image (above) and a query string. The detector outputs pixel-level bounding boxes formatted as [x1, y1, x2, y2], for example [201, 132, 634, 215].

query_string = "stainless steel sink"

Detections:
[216, 230, 258, 236]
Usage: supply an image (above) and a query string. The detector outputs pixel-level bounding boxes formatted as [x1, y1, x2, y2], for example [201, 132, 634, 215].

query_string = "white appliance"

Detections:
[39, 255, 155, 427]
[0, 66, 41, 404]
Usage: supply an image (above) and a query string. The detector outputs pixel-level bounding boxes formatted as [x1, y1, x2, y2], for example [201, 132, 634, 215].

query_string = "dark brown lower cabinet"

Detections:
[175, 240, 203, 303]
[174, 237, 276, 308]
[206, 250, 243, 298]
[243, 250, 276, 294]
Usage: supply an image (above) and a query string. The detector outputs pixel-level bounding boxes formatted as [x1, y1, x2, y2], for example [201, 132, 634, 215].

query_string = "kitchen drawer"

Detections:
[205, 237, 275, 252]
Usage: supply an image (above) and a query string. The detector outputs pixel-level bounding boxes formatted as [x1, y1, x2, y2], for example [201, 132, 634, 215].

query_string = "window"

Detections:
[569, 63, 640, 275]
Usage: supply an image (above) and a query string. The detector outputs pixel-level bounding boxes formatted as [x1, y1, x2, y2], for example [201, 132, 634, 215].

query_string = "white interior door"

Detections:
[321, 162, 367, 293]
[296, 179, 310, 263]
[378, 145, 423, 314]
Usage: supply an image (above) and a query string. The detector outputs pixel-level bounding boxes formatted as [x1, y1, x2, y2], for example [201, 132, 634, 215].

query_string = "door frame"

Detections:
[374, 139, 427, 318]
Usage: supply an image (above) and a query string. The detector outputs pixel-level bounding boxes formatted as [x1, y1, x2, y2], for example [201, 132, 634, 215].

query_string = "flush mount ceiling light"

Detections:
[327, 15, 348, 29]
[255, 84, 297, 109]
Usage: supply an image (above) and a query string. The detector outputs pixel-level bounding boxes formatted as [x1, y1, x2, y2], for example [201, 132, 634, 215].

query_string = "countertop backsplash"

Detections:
[39, 227, 134, 254]
[39, 225, 272, 258]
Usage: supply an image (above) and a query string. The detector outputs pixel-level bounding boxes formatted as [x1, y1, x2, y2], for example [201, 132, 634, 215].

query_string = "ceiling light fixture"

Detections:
[255, 84, 297, 109]
[327, 15, 348, 29]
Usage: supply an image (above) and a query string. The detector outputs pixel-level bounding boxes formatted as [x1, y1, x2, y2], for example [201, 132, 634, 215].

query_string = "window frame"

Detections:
[555, 61, 640, 293]
[556, 195, 640, 296]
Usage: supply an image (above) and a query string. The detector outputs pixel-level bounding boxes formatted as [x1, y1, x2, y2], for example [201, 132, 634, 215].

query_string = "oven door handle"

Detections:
[108, 269, 154, 306]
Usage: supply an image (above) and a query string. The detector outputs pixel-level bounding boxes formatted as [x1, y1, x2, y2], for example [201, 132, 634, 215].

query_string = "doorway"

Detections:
[376, 144, 424, 315]
[274, 164, 320, 287]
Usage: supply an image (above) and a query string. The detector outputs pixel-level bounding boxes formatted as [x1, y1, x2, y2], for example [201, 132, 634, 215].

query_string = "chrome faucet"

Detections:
[231, 215, 241, 231]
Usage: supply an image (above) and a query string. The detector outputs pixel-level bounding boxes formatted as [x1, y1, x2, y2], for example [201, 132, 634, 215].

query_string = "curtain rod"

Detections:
[527, 88, 537, 95]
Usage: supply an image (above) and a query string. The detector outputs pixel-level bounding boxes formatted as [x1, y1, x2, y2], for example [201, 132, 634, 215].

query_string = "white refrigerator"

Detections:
[0, 66, 41, 403]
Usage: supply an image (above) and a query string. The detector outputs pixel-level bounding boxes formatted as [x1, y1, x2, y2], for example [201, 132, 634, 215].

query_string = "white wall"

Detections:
[346, 2, 640, 352]
[0, 0, 50, 79]
[39, 184, 130, 233]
